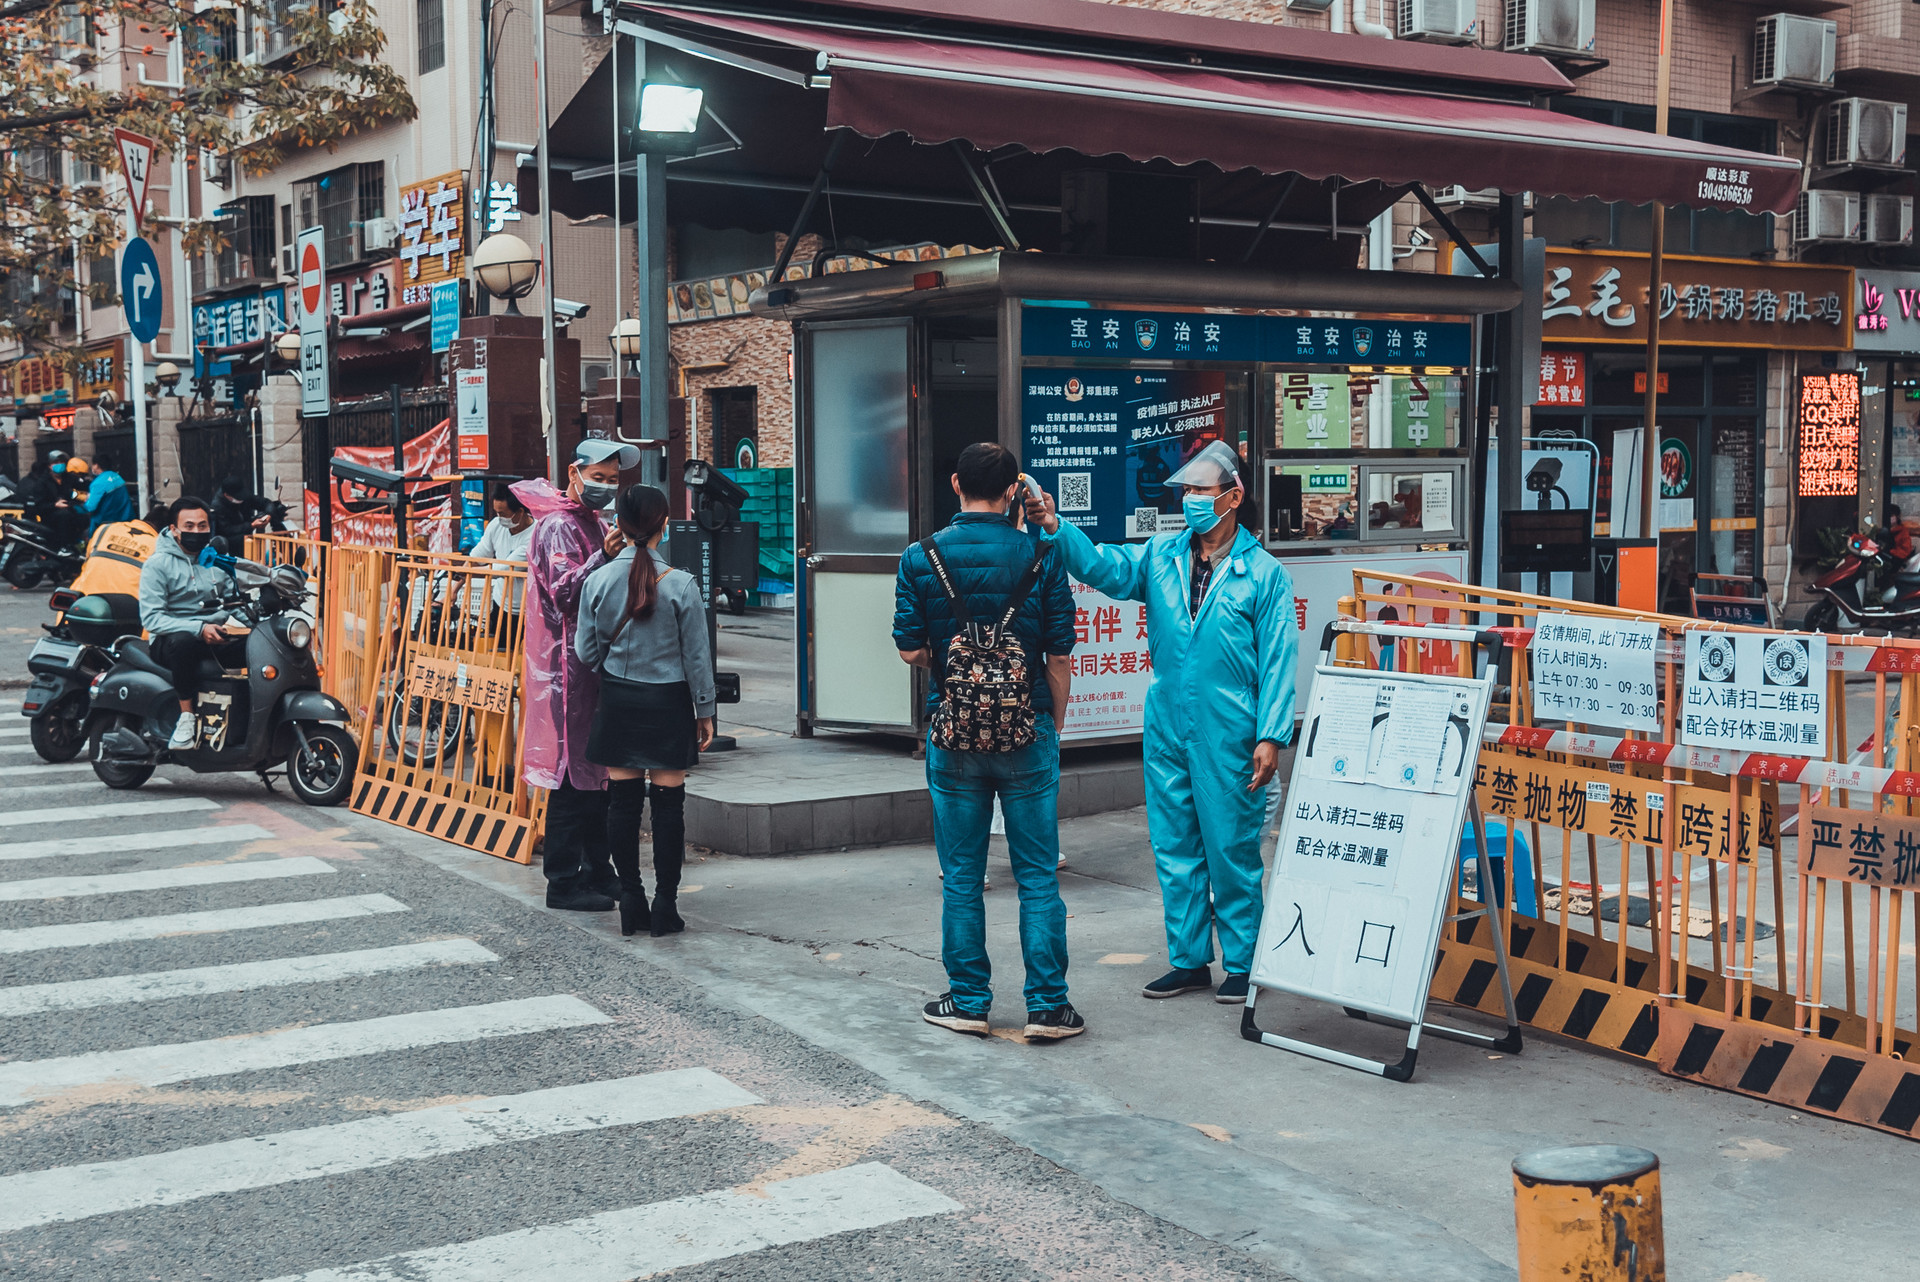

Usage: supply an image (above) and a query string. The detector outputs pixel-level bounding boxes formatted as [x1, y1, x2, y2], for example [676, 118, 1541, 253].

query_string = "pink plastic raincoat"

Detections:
[514, 479, 610, 791]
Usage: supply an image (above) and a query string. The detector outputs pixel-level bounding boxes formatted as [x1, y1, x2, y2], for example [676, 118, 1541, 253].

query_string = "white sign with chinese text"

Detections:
[1530, 612, 1660, 732]
[1682, 629, 1828, 757]
[296, 226, 329, 418]
[1253, 665, 1492, 1024]
[1059, 580, 1149, 741]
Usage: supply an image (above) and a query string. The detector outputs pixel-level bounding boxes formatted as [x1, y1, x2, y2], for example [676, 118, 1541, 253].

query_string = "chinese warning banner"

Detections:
[303, 417, 455, 550]
[1802, 804, 1920, 888]
[1060, 579, 1149, 740]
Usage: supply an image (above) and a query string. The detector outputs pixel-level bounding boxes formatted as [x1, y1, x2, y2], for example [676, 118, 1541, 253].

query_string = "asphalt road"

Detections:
[0, 580, 53, 690]
[0, 733, 1292, 1282]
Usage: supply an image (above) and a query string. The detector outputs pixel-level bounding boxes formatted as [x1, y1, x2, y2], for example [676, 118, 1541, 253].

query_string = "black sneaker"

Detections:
[545, 882, 617, 912]
[1142, 966, 1213, 999]
[1214, 973, 1250, 1004]
[922, 993, 989, 1036]
[1024, 1003, 1086, 1040]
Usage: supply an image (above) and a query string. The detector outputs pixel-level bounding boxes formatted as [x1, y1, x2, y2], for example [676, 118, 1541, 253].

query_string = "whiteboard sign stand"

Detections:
[1242, 621, 1522, 1082]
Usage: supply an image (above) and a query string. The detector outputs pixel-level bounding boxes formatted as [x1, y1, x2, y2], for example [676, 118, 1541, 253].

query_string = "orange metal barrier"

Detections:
[248, 533, 395, 742]
[1341, 571, 1920, 1139]
[346, 546, 541, 863]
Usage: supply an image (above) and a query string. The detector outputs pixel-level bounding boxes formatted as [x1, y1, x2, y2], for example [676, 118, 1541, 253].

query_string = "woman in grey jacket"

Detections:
[575, 484, 715, 936]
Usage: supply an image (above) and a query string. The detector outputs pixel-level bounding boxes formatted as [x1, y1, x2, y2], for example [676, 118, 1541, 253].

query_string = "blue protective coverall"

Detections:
[1043, 519, 1298, 974]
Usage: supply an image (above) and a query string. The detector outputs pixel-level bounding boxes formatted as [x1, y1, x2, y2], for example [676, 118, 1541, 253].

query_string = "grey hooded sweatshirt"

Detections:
[137, 530, 237, 638]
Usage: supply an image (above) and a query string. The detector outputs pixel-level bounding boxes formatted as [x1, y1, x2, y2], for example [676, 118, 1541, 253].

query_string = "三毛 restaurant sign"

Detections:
[1540, 249, 1853, 351]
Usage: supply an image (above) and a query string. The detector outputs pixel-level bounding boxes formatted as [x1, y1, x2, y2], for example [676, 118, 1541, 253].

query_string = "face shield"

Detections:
[1164, 440, 1244, 493]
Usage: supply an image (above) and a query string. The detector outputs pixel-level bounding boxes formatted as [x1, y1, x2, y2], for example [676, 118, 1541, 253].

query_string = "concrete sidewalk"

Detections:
[408, 793, 1908, 1282]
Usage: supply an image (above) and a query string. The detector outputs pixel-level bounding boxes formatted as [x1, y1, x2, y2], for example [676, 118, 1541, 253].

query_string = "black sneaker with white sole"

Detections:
[922, 992, 990, 1036]
[1141, 965, 1213, 999]
[1024, 1003, 1086, 1040]
[1214, 972, 1250, 1004]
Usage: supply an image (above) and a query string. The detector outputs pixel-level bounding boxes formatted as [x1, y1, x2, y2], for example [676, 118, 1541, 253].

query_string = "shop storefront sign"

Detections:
[397, 171, 466, 306]
[1539, 352, 1586, 405]
[329, 261, 399, 318]
[1023, 307, 1473, 367]
[193, 289, 290, 378]
[1540, 249, 1853, 351]
[1852, 271, 1920, 352]
[7, 354, 69, 408]
[73, 341, 121, 402]
[1798, 371, 1861, 497]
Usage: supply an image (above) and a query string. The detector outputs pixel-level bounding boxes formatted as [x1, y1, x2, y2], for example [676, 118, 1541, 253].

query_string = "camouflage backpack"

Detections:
[920, 536, 1051, 754]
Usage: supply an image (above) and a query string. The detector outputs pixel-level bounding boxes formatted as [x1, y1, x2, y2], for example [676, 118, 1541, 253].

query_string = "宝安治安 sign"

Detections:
[455, 367, 489, 470]
[1530, 612, 1660, 731]
[1682, 629, 1828, 757]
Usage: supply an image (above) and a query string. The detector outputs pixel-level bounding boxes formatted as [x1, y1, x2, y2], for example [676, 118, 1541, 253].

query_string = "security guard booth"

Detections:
[758, 252, 1519, 738]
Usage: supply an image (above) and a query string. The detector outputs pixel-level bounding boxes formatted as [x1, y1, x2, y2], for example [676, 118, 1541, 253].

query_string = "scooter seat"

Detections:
[115, 638, 240, 683]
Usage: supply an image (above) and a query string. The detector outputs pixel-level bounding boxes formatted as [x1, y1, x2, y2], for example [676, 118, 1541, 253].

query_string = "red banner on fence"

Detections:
[303, 418, 455, 549]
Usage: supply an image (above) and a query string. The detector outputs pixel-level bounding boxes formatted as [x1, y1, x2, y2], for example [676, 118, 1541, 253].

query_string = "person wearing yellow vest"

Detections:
[65, 505, 171, 601]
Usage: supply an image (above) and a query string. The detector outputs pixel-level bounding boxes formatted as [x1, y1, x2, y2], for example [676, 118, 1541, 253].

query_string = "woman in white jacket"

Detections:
[468, 482, 533, 641]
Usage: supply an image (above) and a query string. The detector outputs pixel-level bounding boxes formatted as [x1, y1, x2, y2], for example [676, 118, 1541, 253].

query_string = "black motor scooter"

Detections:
[86, 557, 358, 805]
[20, 588, 141, 761]
[0, 513, 85, 589]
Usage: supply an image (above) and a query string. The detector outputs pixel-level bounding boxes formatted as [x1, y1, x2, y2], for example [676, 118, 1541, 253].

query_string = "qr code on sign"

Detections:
[1057, 472, 1093, 512]
[1132, 507, 1158, 533]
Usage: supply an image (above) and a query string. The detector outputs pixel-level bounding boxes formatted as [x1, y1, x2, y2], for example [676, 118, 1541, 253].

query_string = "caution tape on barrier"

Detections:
[1484, 723, 1920, 797]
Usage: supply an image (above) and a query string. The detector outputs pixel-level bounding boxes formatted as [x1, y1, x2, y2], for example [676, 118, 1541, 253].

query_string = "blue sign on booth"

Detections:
[1020, 305, 1472, 368]
[120, 237, 163, 344]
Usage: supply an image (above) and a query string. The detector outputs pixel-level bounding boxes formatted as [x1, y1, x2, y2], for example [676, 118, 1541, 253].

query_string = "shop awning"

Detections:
[634, 7, 1802, 215]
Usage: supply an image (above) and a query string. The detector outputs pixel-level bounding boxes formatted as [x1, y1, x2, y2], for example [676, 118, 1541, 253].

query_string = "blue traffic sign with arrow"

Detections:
[120, 236, 162, 343]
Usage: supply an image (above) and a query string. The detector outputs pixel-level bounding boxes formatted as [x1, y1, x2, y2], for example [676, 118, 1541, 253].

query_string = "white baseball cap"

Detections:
[574, 437, 642, 469]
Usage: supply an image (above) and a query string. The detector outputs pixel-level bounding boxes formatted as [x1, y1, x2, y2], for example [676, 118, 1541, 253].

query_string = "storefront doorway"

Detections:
[1534, 352, 1763, 614]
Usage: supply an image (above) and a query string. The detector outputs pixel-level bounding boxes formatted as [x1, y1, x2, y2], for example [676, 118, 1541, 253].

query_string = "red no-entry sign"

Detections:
[300, 241, 324, 317]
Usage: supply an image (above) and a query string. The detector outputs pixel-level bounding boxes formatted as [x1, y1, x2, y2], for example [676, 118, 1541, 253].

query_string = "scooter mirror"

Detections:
[269, 564, 307, 597]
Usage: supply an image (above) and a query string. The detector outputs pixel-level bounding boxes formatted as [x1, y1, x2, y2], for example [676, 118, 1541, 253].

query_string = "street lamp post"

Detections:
[470, 233, 542, 315]
[154, 361, 181, 395]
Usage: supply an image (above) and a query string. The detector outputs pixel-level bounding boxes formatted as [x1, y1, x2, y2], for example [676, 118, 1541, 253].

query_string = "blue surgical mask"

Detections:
[1182, 493, 1223, 536]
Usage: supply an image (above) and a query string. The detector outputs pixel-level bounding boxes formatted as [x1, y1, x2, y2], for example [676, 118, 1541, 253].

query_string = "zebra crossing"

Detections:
[0, 786, 963, 1279]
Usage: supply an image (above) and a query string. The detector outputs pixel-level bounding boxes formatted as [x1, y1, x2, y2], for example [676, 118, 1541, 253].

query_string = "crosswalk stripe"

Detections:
[0, 796, 217, 828]
[0, 939, 499, 1019]
[0, 761, 93, 778]
[0, 777, 174, 797]
[0, 723, 27, 737]
[0, 855, 334, 902]
[0, 994, 609, 1107]
[0, 1069, 760, 1232]
[0, 823, 277, 863]
[268, 1162, 959, 1282]
[0, 893, 408, 955]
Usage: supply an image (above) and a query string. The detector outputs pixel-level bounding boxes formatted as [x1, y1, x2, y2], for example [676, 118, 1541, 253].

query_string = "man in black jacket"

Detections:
[893, 441, 1083, 1043]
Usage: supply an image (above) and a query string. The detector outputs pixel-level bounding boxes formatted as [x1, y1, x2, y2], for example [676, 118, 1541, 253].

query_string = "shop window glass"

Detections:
[807, 321, 909, 554]
[1271, 372, 1460, 451]
[1663, 357, 1705, 407]
[1710, 418, 1759, 578]
[1589, 355, 1642, 407]
[1711, 357, 1759, 408]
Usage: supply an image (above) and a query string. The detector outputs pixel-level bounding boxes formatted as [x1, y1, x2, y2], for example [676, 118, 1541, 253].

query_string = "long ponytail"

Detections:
[616, 483, 671, 624]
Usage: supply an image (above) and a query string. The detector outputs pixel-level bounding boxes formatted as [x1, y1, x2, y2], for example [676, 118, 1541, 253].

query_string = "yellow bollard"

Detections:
[1512, 1145, 1664, 1282]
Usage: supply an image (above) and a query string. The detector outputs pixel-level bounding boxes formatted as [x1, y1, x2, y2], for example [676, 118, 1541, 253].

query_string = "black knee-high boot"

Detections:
[606, 777, 651, 936]
[649, 783, 687, 936]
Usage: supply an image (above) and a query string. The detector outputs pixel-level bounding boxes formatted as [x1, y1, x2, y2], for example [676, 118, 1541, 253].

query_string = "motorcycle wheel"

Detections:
[90, 714, 154, 790]
[288, 723, 356, 807]
[29, 696, 87, 763]
[385, 695, 465, 769]
[1804, 599, 1840, 634]
[5, 561, 43, 590]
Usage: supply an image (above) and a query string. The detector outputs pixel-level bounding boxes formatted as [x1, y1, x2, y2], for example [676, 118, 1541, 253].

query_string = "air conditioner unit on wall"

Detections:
[361, 217, 398, 252]
[1753, 13, 1836, 88]
[1795, 189, 1861, 243]
[1503, 0, 1594, 56]
[1865, 195, 1914, 246]
[1825, 98, 1909, 170]
[280, 246, 295, 277]
[1399, 0, 1473, 44]
[1432, 184, 1503, 210]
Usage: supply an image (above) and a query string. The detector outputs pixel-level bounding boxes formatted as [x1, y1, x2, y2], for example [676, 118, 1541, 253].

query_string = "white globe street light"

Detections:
[472, 232, 541, 315]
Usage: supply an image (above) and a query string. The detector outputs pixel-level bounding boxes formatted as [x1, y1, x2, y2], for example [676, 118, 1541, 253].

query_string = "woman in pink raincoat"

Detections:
[513, 438, 638, 911]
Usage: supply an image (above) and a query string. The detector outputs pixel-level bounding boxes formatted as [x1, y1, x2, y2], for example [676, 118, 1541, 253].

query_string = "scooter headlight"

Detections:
[285, 618, 313, 649]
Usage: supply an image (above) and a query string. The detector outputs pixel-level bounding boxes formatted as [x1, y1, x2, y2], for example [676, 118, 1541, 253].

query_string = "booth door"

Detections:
[798, 318, 920, 731]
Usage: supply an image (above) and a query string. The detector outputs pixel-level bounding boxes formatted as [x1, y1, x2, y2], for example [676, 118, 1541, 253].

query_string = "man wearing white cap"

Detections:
[1027, 439, 1296, 1003]
[516, 437, 641, 911]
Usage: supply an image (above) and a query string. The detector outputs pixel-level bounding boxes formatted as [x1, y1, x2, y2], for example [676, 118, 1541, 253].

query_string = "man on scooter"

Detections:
[137, 495, 241, 751]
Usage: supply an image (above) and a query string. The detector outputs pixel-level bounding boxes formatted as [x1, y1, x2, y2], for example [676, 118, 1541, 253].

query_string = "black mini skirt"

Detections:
[587, 676, 698, 770]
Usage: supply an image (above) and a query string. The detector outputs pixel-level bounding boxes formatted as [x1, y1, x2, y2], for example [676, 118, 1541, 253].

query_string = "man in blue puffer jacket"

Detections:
[894, 442, 1080, 1042]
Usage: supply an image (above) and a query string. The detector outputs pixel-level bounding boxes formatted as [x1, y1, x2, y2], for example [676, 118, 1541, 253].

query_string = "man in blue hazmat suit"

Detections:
[1026, 439, 1296, 1004]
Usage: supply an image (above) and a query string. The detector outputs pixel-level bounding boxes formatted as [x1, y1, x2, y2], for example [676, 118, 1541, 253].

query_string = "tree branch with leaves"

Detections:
[0, 0, 415, 363]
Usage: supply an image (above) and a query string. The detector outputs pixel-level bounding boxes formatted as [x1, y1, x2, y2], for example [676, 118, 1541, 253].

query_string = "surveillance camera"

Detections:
[552, 298, 590, 321]
[683, 457, 750, 509]
[1407, 226, 1433, 249]
[329, 458, 407, 493]
[1525, 458, 1563, 491]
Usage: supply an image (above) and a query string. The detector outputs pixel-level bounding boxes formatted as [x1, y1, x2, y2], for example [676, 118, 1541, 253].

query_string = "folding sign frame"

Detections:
[1242, 619, 1522, 1081]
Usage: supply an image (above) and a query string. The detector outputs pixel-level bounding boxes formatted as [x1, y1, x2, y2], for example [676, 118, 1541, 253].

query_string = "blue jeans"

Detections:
[926, 713, 1068, 1013]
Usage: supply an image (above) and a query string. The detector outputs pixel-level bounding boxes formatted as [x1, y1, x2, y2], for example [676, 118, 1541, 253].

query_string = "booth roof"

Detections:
[631, 5, 1800, 216]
